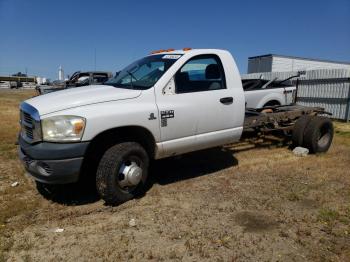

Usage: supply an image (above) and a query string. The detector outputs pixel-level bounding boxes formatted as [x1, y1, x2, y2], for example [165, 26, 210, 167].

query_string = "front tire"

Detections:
[96, 142, 149, 205]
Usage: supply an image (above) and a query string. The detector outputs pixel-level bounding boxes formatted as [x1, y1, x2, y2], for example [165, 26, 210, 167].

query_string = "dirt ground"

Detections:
[1, 89, 350, 262]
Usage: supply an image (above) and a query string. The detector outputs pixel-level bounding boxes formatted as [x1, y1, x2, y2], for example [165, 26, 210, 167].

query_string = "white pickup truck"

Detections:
[18, 49, 333, 205]
[243, 78, 297, 108]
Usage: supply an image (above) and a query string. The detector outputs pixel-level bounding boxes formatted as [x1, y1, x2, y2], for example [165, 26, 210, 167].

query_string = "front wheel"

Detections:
[96, 142, 149, 205]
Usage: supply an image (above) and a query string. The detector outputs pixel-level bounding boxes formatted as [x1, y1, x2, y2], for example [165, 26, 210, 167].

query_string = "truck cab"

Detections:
[18, 49, 245, 204]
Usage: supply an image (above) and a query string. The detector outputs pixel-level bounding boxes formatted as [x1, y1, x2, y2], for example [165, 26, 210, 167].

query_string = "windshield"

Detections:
[105, 54, 182, 90]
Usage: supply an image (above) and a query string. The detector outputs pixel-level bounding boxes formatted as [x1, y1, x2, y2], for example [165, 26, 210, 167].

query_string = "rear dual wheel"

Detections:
[303, 117, 334, 153]
[292, 116, 333, 153]
[291, 115, 313, 147]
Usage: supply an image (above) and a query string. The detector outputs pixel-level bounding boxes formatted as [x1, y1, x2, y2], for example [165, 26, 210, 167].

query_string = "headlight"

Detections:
[42, 116, 86, 142]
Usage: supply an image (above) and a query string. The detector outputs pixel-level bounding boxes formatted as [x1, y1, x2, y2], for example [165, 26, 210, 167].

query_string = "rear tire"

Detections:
[96, 142, 149, 205]
[292, 115, 313, 147]
[303, 116, 333, 153]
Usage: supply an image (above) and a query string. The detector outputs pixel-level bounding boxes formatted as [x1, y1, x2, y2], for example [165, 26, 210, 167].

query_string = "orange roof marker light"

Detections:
[183, 47, 192, 51]
[150, 48, 175, 54]
[151, 49, 165, 54]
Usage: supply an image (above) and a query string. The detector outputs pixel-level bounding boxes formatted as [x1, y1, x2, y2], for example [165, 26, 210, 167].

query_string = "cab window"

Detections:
[175, 55, 226, 93]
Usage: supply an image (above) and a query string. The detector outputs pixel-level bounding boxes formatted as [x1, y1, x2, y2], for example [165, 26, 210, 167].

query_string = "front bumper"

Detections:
[18, 136, 90, 184]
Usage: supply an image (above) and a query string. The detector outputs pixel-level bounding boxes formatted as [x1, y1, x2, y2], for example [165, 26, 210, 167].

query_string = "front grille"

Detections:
[24, 125, 34, 139]
[23, 112, 32, 123]
[20, 103, 41, 143]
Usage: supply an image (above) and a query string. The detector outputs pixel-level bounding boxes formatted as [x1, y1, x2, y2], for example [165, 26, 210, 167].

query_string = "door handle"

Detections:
[220, 97, 233, 104]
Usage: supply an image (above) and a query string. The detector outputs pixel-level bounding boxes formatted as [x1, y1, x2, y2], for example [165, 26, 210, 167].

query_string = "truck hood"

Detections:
[25, 85, 141, 115]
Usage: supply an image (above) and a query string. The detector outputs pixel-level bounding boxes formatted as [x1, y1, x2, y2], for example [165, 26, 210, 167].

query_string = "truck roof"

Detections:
[149, 48, 228, 56]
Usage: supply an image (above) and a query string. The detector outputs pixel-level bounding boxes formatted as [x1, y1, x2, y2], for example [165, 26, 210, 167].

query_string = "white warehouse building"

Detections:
[248, 54, 350, 73]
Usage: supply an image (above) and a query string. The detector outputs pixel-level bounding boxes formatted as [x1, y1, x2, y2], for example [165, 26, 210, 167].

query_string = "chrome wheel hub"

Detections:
[118, 161, 143, 188]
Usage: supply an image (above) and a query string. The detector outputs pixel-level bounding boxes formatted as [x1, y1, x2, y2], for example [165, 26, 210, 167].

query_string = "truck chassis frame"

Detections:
[244, 105, 330, 132]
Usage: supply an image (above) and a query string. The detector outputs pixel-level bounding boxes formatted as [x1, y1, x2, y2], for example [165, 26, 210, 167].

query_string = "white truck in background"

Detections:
[18, 48, 333, 205]
[243, 77, 297, 108]
[37, 71, 112, 95]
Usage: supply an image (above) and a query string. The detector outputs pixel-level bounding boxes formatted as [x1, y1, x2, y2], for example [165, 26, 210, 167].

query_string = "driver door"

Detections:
[156, 54, 239, 157]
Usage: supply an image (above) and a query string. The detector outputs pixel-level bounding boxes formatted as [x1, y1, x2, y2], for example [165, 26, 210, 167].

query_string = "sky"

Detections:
[0, 0, 349, 80]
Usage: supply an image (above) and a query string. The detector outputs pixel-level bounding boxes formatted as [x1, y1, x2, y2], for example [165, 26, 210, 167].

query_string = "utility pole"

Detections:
[94, 48, 96, 71]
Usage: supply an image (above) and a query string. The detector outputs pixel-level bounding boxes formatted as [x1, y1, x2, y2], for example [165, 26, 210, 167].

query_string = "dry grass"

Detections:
[0, 89, 350, 261]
